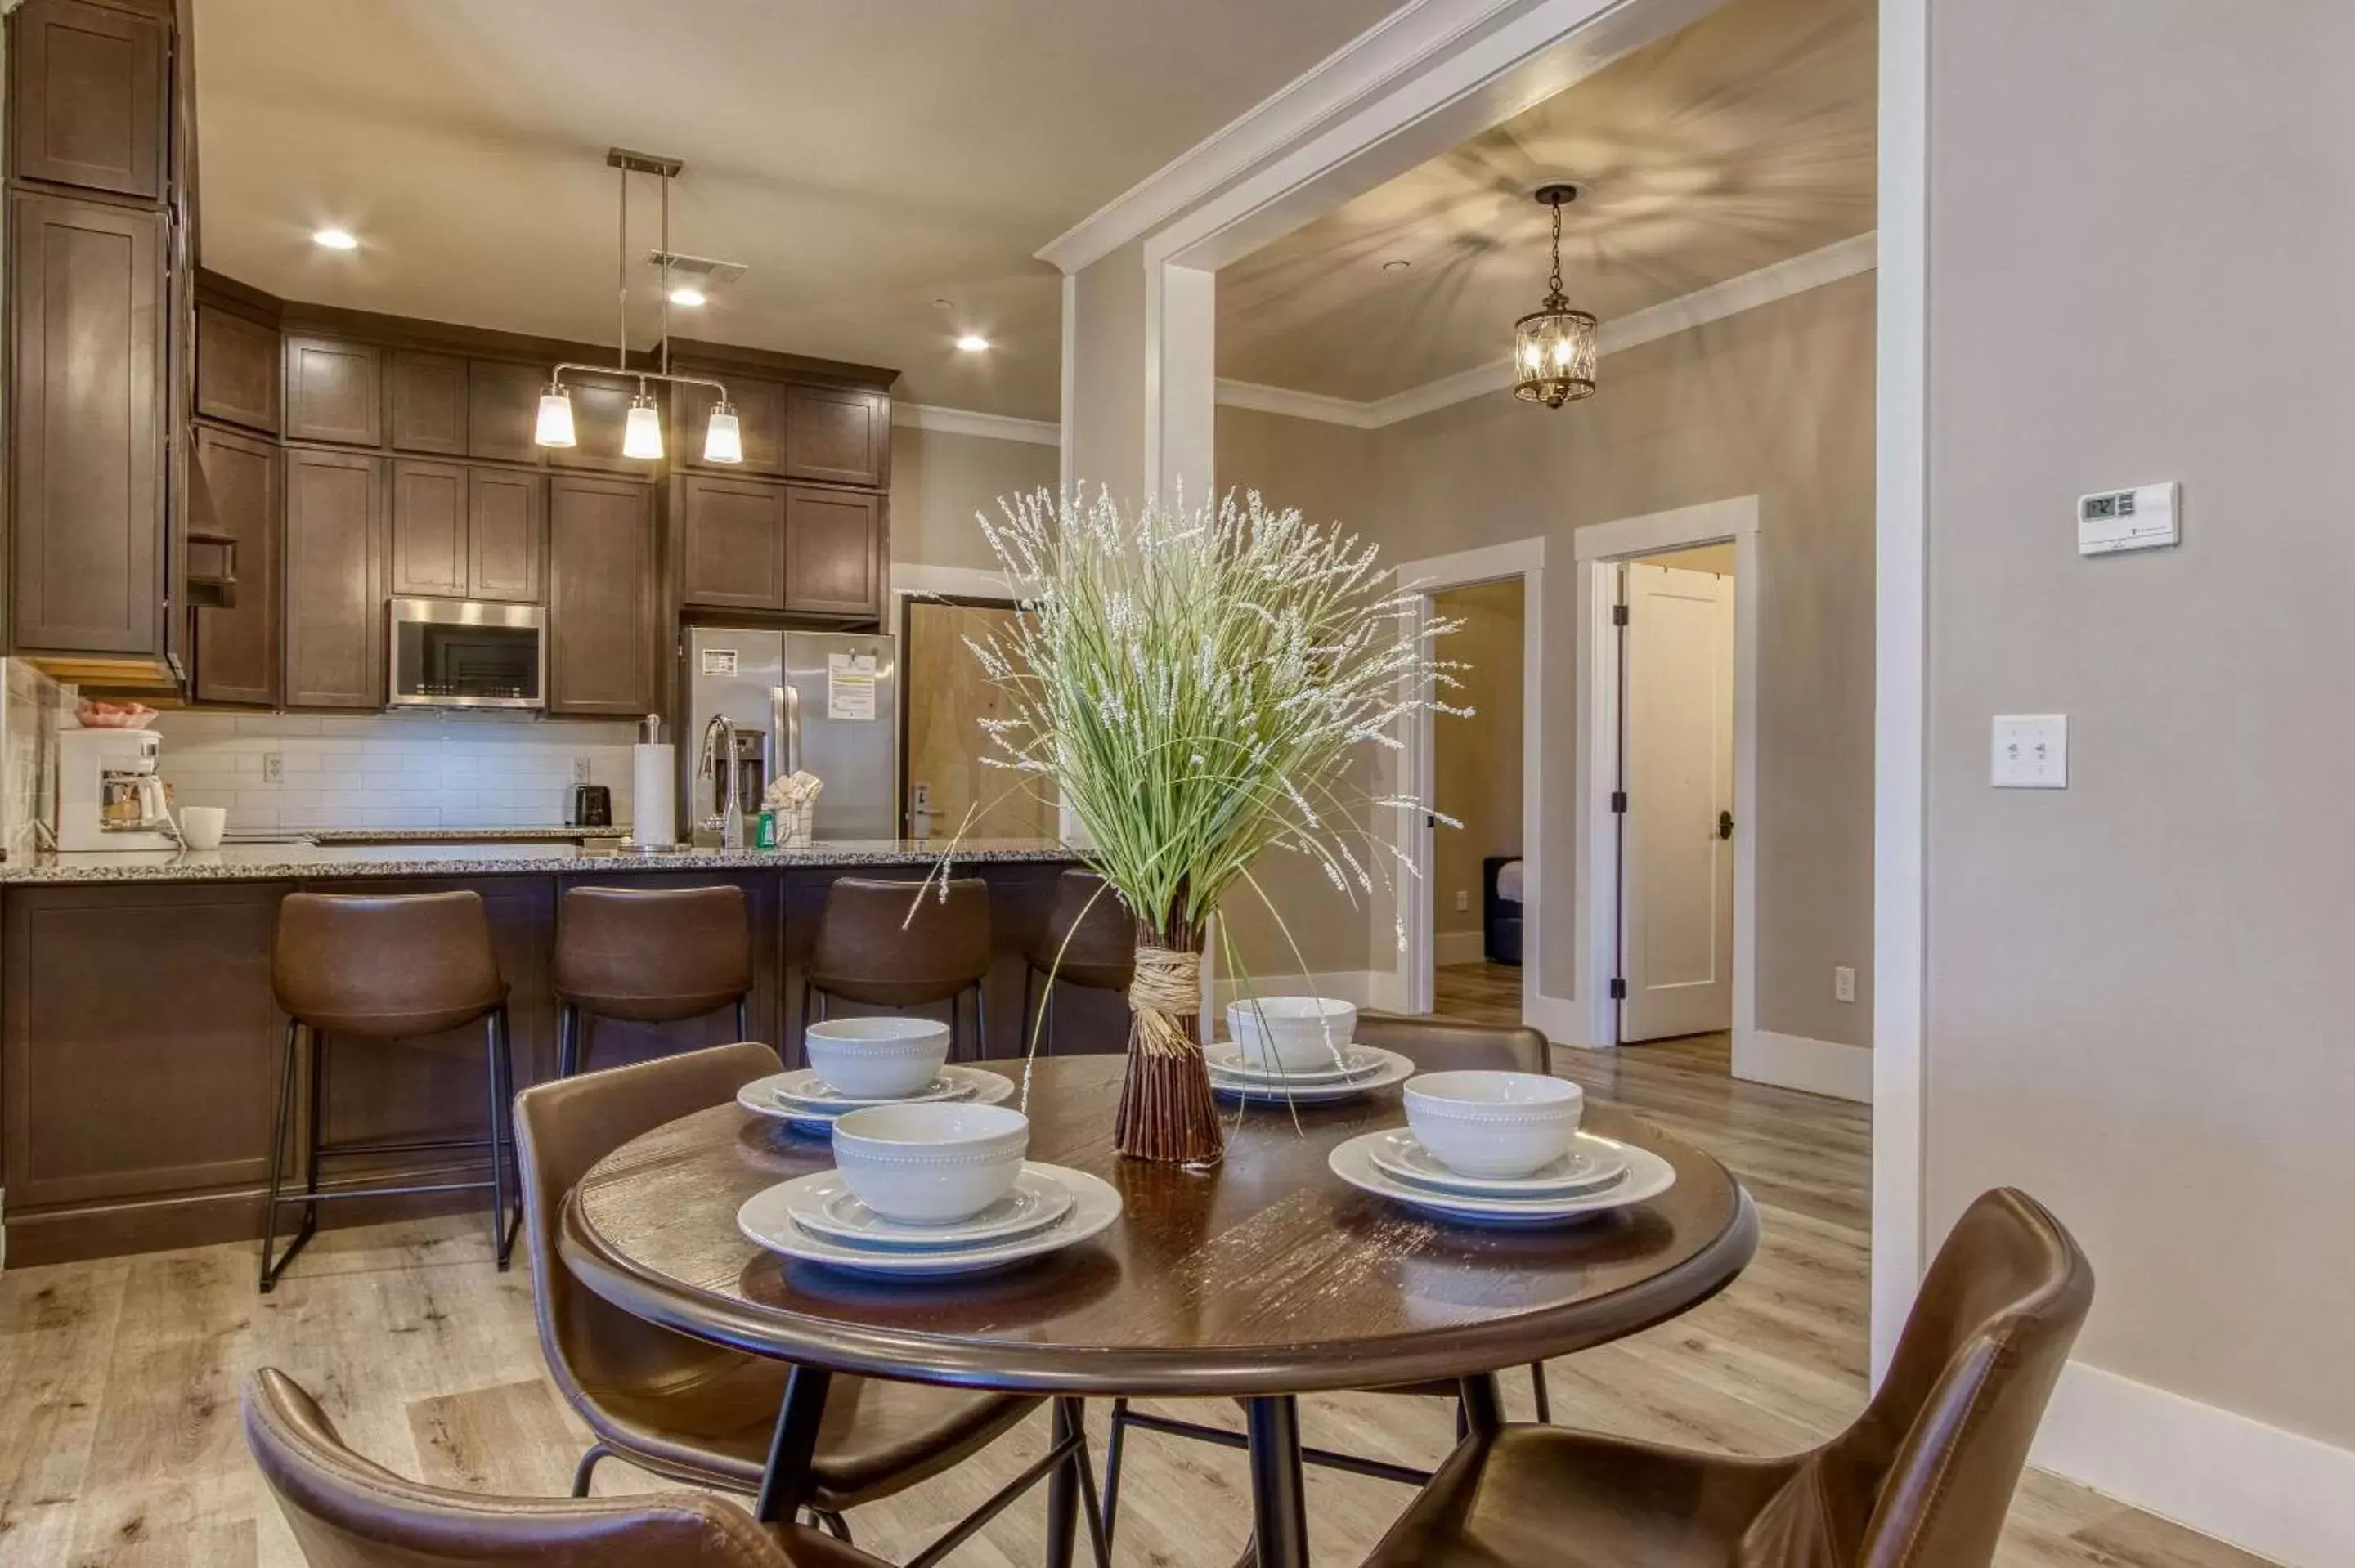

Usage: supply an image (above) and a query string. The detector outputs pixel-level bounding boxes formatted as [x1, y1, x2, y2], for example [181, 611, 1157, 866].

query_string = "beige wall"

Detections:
[1924, 1, 2355, 1453]
[1067, 240, 1149, 500]
[889, 423, 1058, 571]
[1432, 580, 1525, 941]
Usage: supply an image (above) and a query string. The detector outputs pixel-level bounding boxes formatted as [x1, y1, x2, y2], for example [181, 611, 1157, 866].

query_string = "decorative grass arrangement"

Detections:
[929, 487, 1460, 1164]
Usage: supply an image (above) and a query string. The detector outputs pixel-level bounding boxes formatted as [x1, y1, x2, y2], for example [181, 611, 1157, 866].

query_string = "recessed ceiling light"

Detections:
[312, 228, 359, 250]
[932, 298, 955, 310]
[1382, 258, 1411, 271]
[667, 286, 706, 307]
[955, 334, 991, 352]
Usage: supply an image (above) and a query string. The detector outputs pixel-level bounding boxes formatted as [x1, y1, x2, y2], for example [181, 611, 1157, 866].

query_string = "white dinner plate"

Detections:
[1328, 1129, 1675, 1226]
[1204, 1040, 1386, 1085]
[1366, 1129, 1629, 1198]
[787, 1165, 1075, 1250]
[738, 1163, 1122, 1277]
[771, 1068, 964, 1111]
[736, 1065, 1012, 1133]
[1211, 1045, 1413, 1104]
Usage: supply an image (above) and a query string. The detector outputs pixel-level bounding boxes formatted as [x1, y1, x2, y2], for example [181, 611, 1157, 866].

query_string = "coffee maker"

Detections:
[53, 728, 177, 851]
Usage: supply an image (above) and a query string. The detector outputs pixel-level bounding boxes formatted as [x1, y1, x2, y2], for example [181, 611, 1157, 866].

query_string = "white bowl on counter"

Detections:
[803, 1016, 952, 1100]
[830, 1102, 1029, 1225]
[1402, 1070, 1583, 1180]
[1226, 996, 1358, 1073]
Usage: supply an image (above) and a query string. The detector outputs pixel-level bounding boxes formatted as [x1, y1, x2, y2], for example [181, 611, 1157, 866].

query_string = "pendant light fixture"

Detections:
[536, 148, 742, 464]
[1512, 182, 1599, 409]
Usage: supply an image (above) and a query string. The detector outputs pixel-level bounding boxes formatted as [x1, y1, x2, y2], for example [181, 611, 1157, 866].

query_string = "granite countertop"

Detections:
[302, 827, 630, 844]
[0, 837, 1077, 885]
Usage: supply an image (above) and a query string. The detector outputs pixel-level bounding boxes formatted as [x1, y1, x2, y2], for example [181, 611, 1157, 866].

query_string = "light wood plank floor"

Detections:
[0, 998, 2270, 1566]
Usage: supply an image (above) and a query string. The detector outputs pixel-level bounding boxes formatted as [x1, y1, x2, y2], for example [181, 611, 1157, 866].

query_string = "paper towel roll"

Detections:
[630, 743, 676, 847]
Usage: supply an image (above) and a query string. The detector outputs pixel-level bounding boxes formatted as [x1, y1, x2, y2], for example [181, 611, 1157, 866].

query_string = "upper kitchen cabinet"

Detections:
[783, 486, 882, 618]
[388, 459, 467, 598]
[7, 0, 167, 200]
[284, 334, 383, 447]
[282, 448, 385, 709]
[546, 476, 656, 716]
[189, 424, 279, 707]
[677, 473, 787, 612]
[7, 190, 164, 656]
[195, 302, 280, 433]
[783, 384, 888, 487]
[388, 350, 469, 455]
[465, 467, 545, 603]
[676, 374, 785, 475]
[548, 371, 651, 474]
[467, 358, 545, 464]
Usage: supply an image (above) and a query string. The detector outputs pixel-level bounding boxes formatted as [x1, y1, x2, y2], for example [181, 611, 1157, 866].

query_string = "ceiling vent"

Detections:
[648, 250, 748, 288]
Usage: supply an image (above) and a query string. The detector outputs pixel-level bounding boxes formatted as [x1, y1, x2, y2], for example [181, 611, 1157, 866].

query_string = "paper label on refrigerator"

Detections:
[700, 648, 738, 676]
[827, 653, 877, 721]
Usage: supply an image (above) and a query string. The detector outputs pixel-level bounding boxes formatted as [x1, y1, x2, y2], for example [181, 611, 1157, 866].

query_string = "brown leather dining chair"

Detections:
[1362, 1187, 2096, 1568]
[1020, 870, 1134, 1055]
[513, 1042, 1083, 1557]
[803, 877, 994, 1063]
[554, 885, 756, 1077]
[1099, 1014, 1559, 1542]
[244, 1368, 881, 1566]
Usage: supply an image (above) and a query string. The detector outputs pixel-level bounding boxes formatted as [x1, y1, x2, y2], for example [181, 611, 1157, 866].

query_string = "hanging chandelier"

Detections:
[1512, 182, 1599, 409]
[536, 148, 741, 464]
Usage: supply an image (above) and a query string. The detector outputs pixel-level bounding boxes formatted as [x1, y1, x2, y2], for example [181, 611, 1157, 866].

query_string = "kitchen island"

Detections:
[0, 839, 1125, 1265]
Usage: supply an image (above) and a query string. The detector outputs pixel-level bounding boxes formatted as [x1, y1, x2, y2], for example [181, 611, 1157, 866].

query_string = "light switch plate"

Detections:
[1992, 715, 2068, 788]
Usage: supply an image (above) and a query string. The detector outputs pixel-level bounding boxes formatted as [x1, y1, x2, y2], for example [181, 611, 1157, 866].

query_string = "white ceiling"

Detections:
[191, 0, 1407, 419]
[1216, 0, 1877, 402]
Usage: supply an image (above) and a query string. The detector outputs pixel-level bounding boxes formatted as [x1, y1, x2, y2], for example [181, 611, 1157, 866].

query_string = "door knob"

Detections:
[1716, 809, 1734, 840]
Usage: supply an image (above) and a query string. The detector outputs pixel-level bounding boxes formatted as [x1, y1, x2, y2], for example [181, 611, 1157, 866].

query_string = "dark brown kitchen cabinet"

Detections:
[195, 302, 280, 433]
[466, 467, 544, 603]
[388, 350, 468, 455]
[783, 384, 886, 486]
[547, 476, 655, 716]
[678, 473, 787, 611]
[284, 334, 382, 447]
[282, 447, 385, 708]
[549, 372, 652, 474]
[677, 374, 786, 475]
[783, 486, 882, 617]
[7, 190, 164, 656]
[7, 0, 167, 200]
[467, 358, 545, 463]
[190, 424, 279, 706]
[388, 459, 466, 598]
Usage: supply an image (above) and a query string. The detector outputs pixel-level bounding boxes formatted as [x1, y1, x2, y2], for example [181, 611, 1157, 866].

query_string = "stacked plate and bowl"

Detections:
[1328, 1070, 1676, 1226]
[1208, 998, 1414, 1101]
[736, 1018, 1016, 1134]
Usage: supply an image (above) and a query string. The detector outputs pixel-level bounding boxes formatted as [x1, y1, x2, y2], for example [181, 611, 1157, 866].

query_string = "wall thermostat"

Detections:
[2078, 481, 2178, 556]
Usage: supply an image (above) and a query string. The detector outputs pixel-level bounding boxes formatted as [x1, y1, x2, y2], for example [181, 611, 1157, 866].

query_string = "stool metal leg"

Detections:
[556, 1001, 577, 1078]
[258, 1017, 302, 1292]
[494, 1005, 521, 1266]
[735, 996, 751, 1042]
[971, 983, 989, 1062]
[486, 1006, 514, 1271]
[1020, 965, 1037, 1055]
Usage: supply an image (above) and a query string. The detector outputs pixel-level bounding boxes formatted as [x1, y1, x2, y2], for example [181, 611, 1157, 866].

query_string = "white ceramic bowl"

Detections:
[1227, 996, 1359, 1073]
[830, 1102, 1029, 1225]
[803, 1016, 952, 1100]
[177, 805, 227, 850]
[1402, 1070, 1584, 1180]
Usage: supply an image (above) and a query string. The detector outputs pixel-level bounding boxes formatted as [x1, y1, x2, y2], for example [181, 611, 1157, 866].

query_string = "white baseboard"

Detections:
[1525, 988, 1601, 1049]
[1733, 1028, 1872, 1102]
[2033, 1360, 2355, 1567]
[1433, 930, 1487, 967]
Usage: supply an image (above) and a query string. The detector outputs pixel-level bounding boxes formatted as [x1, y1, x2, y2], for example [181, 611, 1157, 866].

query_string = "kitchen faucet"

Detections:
[695, 712, 745, 849]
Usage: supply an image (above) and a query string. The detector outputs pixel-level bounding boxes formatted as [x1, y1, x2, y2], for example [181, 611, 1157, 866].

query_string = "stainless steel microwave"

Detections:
[388, 598, 545, 710]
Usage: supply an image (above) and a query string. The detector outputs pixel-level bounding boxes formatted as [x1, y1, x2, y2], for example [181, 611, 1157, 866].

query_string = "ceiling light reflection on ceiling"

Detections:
[667, 286, 706, 307]
[955, 334, 991, 352]
[312, 228, 359, 250]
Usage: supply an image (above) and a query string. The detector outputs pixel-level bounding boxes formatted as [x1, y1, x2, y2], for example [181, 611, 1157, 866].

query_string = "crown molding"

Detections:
[1216, 231, 1879, 431]
[892, 402, 1062, 447]
[1035, 0, 1523, 276]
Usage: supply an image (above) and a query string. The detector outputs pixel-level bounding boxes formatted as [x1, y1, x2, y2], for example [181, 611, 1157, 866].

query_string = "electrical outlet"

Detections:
[1455, 889, 1470, 913]
[1834, 965, 1857, 1004]
[572, 756, 593, 785]
[262, 752, 284, 783]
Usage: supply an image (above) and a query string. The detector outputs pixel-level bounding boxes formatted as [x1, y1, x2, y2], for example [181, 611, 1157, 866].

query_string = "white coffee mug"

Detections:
[178, 805, 227, 850]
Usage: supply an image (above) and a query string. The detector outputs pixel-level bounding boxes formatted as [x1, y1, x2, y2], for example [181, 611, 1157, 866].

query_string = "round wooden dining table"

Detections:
[558, 1053, 1757, 1568]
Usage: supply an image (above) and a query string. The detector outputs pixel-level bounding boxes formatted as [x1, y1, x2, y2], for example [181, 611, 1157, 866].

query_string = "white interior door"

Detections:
[1618, 562, 1735, 1042]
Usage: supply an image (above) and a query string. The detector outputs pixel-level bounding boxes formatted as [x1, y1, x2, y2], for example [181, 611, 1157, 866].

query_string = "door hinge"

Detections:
[1608, 977, 1627, 1001]
[1610, 790, 1627, 813]
[1611, 603, 1629, 626]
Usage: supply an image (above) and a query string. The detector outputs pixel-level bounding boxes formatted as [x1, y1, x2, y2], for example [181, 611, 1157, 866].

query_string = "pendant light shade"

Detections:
[703, 401, 743, 464]
[622, 392, 664, 459]
[1511, 183, 1600, 410]
[534, 384, 577, 447]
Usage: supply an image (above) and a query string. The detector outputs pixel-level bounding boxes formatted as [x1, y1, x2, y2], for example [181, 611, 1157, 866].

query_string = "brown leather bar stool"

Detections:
[554, 885, 755, 1077]
[1020, 870, 1134, 1055]
[802, 877, 993, 1063]
[262, 890, 515, 1292]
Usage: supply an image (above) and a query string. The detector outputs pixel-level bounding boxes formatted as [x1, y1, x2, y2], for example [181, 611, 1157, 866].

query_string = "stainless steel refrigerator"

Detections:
[681, 626, 899, 843]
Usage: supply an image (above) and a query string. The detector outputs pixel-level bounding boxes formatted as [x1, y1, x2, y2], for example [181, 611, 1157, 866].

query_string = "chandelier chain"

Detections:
[1548, 197, 1564, 300]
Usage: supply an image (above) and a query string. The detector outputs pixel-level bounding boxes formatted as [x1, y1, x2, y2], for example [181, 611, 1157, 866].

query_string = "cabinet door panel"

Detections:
[284, 335, 383, 446]
[680, 474, 787, 612]
[467, 468, 544, 603]
[547, 477, 654, 717]
[784, 486, 881, 617]
[195, 303, 280, 433]
[8, 191, 163, 655]
[783, 385, 886, 486]
[677, 375, 785, 474]
[549, 373, 651, 473]
[283, 449, 384, 708]
[468, 359, 544, 464]
[389, 459, 466, 598]
[7, 0, 166, 199]
[389, 350, 469, 455]
[191, 425, 280, 706]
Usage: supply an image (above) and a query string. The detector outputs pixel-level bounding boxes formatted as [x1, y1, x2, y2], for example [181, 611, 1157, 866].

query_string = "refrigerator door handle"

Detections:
[776, 683, 801, 777]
